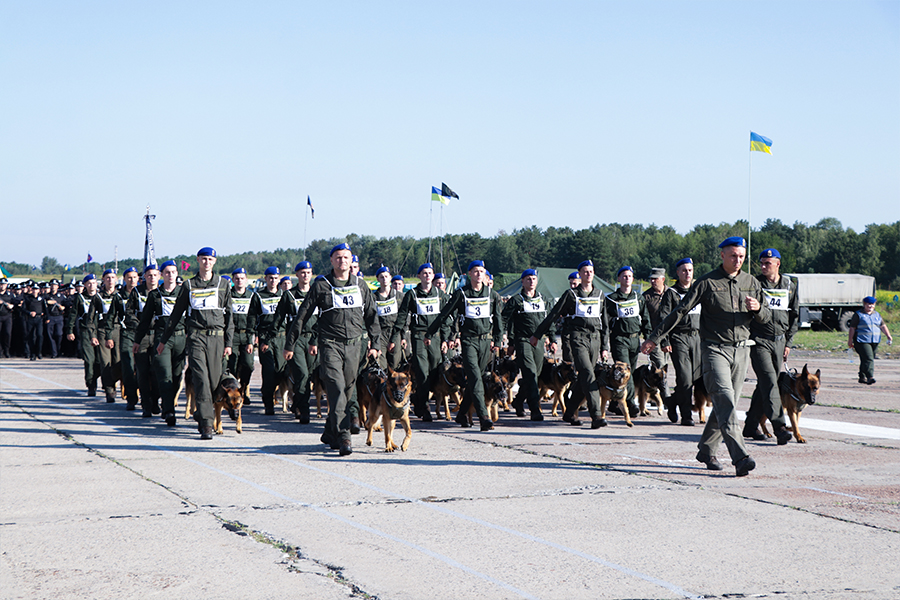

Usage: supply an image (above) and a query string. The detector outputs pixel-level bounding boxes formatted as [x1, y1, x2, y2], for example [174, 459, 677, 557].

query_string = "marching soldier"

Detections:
[156, 248, 233, 439]
[502, 269, 555, 421]
[426, 260, 503, 431]
[21, 282, 46, 360]
[658, 258, 701, 426]
[43, 279, 66, 358]
[276, 261, 317, 423]
[642, 237, 771, 477]
[373, 266, 402, 369]
[65, 274, 102, 395]
[530, 260, 609, 428]
[285, 243, 379, 455]
[256, 266, 286, 416]
[390, 262, 451, 421]
[0, 278, 15, 358]
[603, 266, 652, 417]
[104, 267, 140, 408]
[96, 269, 122, 402]
[642, 268, 668, 370]
[227, 267, 259, 404]
[129, 265, 161, 412]
[744, 249, 798, 445]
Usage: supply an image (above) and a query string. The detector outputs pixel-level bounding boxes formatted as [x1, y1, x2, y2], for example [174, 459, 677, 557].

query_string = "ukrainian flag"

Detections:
[431, 186, 449, 205]
[750, 132, 773, 154]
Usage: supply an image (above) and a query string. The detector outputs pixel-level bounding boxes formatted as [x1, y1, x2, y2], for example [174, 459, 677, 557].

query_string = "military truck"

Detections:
[786, 273, 876, 331]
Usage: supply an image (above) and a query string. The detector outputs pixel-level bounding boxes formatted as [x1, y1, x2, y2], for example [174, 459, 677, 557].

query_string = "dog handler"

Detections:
[276, 261, 318, 423]
[743, 248, 798, 445]
[156, 247, 234, 440]
[65, 274, 103, 396]
[530, 260, 610, 429]
[848, 296, 893, 385]
[256, 266, 286, 416]
[604, 266, 652, 418]
[643, 268, 669, 371]
[658, 258, 702, 426]
[373, 266, 403, 370]
[285, 243, 379, 455]
[227, 267, 260, 404]
[642, 237, 770, 477]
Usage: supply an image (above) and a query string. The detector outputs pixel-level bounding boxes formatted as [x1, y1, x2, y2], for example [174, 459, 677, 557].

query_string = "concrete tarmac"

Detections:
[2, 352, 899, 600]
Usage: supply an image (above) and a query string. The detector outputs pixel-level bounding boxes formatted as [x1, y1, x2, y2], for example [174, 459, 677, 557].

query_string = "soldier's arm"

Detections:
[362, 285, 381, 344]
[389, 290, 413, 344]
[532, 289, 572, 341]
[133, 292, 157, 346]
[639, 295, 653, 338]
[158, 285, 189, 347]
[786, 279, 800, 345]
[647, 282, 702, 346]
[222, 284, 233, 351]
[501, 295, 517, 338]
[491, 292, 503, 342]
[426, 289, 461, 340]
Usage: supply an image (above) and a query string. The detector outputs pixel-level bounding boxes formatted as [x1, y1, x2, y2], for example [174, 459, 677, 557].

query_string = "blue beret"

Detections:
[759, 248, 781, 260]
[331, 243, 351, 256]
[232, 267, 246, 275]
[521, 269, 537, 279]
[417, 262, 433, 274]
[197, 247, 216, 257]
[375, 266, 390, 276]
[675, 258, 693, 268]
[295, 261, 312, 271]
[315, 274, 326, 281]
[486, 271, 493, 280]
[102, 268, 116, 276]
[351, 254, 359, 262]
[82, 273, 96, 283]
[222, 275, 232, 281]
[617, 266, 633, 277]
[718, 236, 746, 249]
[122, 267, 137, 275]
[280, 276, 291, 283]
[467, 260, 484, 271]
[264, 266, 280, 276]
[568, 271, 580, 280]
[391, 275, 404, 282]
[577, 260, 593, 270]
[143, 264, 159, 273]
[160, 260, 176, 270]
[863, 296, 877, 304]
[434, 272, 445, 280]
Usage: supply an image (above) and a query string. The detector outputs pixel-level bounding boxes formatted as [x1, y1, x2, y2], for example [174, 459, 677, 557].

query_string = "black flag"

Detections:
[441, 183, 459, 200]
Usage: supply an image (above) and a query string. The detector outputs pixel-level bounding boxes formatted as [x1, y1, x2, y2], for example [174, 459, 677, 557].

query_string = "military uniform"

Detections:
[642, 279, 668, 370]
[426, 274, 503, 429]
[502, 279, 555, 419]
[43, 283, 66, 358]
[648, 260, 771, 469]
[604, 285, 652, 415]
[94, 282, 122, 401]
[105, 280, 141, 408]
[533, 282, 608, 426]
[255, 284, 286, 415]
[0, 281, 14, 358]
[391, 280, 450, 420]
[64, 285, 102, 394]
[21, 291, 45, 360]
[277, 278, 318, 421]
[659, 279, 702, 424]
[746, 272, 798, 438]
[374, 286, 403, 369]
[129, 280, 160, 412]
[135, 283, 185, 418]
[158, 266, 233, 434]
[227, 284, 260, 401]
[287, 269, 379, 445]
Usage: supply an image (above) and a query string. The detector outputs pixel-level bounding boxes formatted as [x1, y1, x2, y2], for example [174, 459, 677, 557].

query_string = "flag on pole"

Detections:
[750, 132, 773, 154]
[87, 253, 93, 263]
[441, 183, 459, 200]
[64, 264, 70, 271]
[431, 186, 448, 205]
[307, 195, 315, 218]
[180, 260, 191, 271]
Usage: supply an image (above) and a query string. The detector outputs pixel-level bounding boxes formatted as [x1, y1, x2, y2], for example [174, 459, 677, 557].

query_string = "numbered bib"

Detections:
[232, 298, 251, 314]
[464, 296, 490, 319]
[260, 296, 280, 315]
[81, 295, 91, 314]
[615, 297, 639, 319]
[678, 292, 701, 315]
[161, 295, 177, 316]
[377, 297, 397, 317]
[190, 287, 219, 311]
[574, 296, 600, 318]
[293, 295, 303, 311]
[415, 296, 440, 316]
[521, 296, 545, 313]
[762, 289, 789, 311]
[331, 285, 362, 309]
[138, 294, 148, 313]
[100, 296, 113, 315]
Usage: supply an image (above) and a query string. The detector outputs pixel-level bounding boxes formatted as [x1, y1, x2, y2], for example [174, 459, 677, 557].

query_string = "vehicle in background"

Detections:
[786, 273, 876, 331]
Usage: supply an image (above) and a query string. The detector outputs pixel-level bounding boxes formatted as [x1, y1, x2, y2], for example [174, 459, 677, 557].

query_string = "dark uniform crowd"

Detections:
[4, 235, 888, 476]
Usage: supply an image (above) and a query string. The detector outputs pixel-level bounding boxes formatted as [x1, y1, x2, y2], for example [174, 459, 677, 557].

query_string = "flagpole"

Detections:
[439, 203, 444, 274]
[303, 200, 309, 261]
[747, 148, 752, 273]
[428, 197, 433, 263]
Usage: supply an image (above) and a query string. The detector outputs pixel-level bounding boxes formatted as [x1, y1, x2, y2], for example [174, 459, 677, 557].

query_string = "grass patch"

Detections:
[792, 330, 848, 352]
[875, 290, 900, 325]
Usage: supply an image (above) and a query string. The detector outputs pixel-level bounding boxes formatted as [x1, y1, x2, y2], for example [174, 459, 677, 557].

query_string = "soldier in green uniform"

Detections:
[227, 267, 259, 404]
[105, 267, 140, 408]
[642, 268, 668, 370]
[135, 261, 185, 422]
[255, 266, 287, 416]
[43, 278, 66, 359]
[276, 261, 318, 422]
[156, 248, 233, 439]
[373, 266, 402, 370]
[502, 269, 555, 421]
[286, 244, 379, 455]
[96, 269, 122, 402]
[65, 274, 102, 396]
[426, 260, 503, 431]
[658, 258, 701, 425]
[531, 260, 609, 428]
[559, 271, 581, 363]
[642, 237, 770, 477]
[604, 266, 652, 417]
[744, 248, 798, 445]
[390, 262, 451, 421]
[130, 264, 161, 412]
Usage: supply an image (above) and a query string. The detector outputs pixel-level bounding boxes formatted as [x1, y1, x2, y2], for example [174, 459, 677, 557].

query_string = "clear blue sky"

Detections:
[2, 1, 898, 267]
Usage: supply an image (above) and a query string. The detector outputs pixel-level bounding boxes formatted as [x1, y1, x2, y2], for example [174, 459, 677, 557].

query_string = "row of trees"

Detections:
[7, 219, 899, 289]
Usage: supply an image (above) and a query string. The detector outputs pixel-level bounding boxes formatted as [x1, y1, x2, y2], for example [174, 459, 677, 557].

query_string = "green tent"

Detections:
[496, 267, 615, 301]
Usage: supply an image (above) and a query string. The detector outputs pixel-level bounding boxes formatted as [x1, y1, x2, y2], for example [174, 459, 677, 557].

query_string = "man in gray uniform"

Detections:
[743, 248, 798, 445]
[642, 268, 668, 370]
[658, 258, 701, 426]
[642, 237, 771, 477]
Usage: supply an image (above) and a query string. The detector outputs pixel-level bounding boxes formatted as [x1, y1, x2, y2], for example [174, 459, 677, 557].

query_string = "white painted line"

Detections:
[801, 487, 867, 500]
[617, 454, 689, 467]
[789, 417, 900, 441]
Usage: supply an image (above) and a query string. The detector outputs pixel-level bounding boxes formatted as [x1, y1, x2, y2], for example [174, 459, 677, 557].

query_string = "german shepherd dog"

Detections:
[632, 364, 667, 417]
[357, 358, 388, 428]
[483, 370, 511, 424]
[365, 366, 414, 452]
[213, 374, 245, 435]
[493, 355, 520, 413]
[760, 364, 821, 443]
[431, 356, 465, 421]
[595, 361, 633, 427]
[537, 358, 577, 417]
[275, 368, 293, 414]
[692, 377, 711, 423]
[310, 365, 328, 418]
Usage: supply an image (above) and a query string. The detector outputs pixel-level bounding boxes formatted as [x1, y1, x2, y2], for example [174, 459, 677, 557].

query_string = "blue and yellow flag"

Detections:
[750, 132, 773, 154]
[431, 186, 449, 205]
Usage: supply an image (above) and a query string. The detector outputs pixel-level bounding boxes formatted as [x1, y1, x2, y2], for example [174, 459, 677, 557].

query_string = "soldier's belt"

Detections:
[320, 333, 366, 344]
[189, 328, 224, 336]
[704, 338, 756, 348]
[461, 333, 492, 341]
[753, 333, 785, 342]
[617, 332, 641, 339]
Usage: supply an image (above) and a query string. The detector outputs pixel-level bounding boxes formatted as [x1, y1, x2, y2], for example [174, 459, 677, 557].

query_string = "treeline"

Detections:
[7, 218, 900, 289]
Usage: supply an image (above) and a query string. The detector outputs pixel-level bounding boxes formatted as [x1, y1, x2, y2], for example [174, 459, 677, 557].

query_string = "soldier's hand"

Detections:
[67, 333, 75, 342]
[662, 345, 672, 353]
[424, 337, 432, 347]
[260, 343, 269, 353]
[388, 342, 395, 352]
[601, 350, 610, 362]
[156, 342, 165, 356]
[506, 345, 514, 357]
[105, 339, 114, 349]
[283, 350, 294, 361]
[548, 341, 558, 354]
[309, 345, 318, 356]
[784, 346, 791, 360]
[91, 337, 100, 347]
[745, 296, 760, 311]
[441, 341, 448, 354]
[401, 339, 407, 350]
[29, 311, 36, 317]
[223, 347, 232, 357]
[367, 348, 379, 361]
[640, 341, 656, 355]
[528, 335, 539, 347]
[132, 343, 140, 354]
[246, 344, 254, 354]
